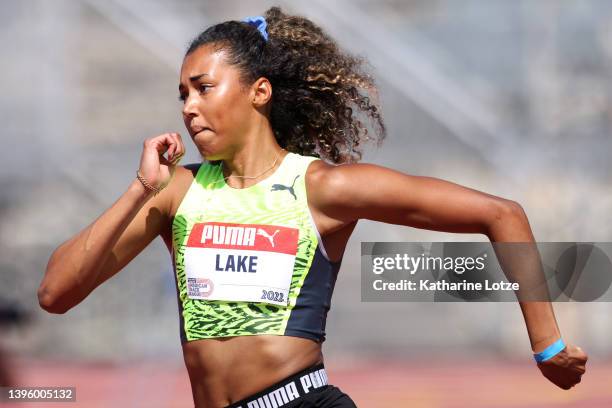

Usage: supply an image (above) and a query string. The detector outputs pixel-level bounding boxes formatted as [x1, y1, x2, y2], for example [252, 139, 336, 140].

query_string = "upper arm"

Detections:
[308, 162, 518, 236]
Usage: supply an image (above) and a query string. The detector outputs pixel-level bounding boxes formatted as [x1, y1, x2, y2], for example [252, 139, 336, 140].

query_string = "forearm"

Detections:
[486, 201, 561, 352]
[38, 179, 153, 312]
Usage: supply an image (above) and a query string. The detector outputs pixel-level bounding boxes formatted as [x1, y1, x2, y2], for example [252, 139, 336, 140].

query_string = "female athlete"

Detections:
[38, 7, 587, 408]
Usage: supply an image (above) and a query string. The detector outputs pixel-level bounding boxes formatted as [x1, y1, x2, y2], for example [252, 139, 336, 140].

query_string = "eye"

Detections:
[178, 84, 210, 103]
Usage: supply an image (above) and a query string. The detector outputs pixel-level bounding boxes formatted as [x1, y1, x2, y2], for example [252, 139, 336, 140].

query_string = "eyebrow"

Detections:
[179, 73, 209, 90]
[190, 73, 208, 81]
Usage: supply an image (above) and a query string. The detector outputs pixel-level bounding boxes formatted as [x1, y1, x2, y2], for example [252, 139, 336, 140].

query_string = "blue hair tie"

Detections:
[242, 15, 269, 42]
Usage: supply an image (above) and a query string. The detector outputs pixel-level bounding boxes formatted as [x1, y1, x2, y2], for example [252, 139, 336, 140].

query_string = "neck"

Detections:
[222, 122, 287, 188]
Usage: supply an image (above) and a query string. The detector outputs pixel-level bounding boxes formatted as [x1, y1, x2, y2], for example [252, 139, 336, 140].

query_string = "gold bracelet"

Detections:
[136, 171, 163, 196]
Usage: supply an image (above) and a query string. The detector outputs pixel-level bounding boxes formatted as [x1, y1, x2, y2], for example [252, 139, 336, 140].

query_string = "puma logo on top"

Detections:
[186, 222, 299, 255]
[271, 175, 299, 200]
[256, 228, 279, 248]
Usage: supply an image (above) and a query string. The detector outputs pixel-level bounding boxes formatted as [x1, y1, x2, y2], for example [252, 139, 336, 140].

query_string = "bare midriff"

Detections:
[182, 335, 323, 408]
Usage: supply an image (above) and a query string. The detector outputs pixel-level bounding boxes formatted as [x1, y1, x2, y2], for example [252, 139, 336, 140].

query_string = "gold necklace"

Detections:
[220, 149, 284, 181]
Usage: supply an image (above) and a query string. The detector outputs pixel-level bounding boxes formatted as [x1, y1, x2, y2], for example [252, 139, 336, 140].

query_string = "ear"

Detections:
[251, 77, 272, 107]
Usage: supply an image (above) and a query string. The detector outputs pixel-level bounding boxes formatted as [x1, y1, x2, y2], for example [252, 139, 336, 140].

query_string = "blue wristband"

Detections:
[534, 338, 565, 363]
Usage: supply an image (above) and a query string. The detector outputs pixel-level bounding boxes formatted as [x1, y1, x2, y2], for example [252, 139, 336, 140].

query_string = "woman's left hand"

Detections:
[537, 344, 588, 389]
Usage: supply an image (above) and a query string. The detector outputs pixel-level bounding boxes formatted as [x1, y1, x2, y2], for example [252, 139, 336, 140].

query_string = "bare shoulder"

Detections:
[305, 160, 385, 232]
[169, 163, 202, 217]
[304, 159, 355, 193]
[165, 162, 201, 217]
[306, 160, 397, 184]
[156, 162, 201, 248]
[304, 159, 337, 206]
[305, 160, 395, 208]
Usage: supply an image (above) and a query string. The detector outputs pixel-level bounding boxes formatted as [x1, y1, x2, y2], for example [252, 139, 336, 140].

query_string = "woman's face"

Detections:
[179, 44, 255, 161]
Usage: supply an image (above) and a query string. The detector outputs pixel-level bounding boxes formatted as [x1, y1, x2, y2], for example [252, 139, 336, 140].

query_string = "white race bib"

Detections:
[183, 222, 299, 306]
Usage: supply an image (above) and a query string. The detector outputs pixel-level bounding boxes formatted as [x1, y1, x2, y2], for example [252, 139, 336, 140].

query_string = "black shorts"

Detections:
[225, 363, 357, 408]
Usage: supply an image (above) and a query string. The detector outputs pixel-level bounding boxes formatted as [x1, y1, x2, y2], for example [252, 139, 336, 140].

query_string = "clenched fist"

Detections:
[537, 344, 588, 390]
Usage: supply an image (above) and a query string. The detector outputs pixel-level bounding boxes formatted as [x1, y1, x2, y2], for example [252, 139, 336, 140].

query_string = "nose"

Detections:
[182, 94, 199, 119]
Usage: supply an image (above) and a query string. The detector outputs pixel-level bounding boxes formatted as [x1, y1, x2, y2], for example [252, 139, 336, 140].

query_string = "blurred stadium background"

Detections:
[1, 0, 611, 406]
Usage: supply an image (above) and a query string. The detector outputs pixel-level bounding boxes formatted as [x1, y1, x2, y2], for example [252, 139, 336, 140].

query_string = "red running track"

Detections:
[3, 357, 611, 407]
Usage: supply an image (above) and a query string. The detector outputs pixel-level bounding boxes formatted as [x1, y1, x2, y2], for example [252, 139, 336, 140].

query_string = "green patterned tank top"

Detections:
[172, 152, 341, 343]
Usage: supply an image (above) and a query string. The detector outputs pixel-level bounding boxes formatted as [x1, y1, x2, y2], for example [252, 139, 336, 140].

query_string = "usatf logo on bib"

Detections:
[187, 278, 214, 298]
[184, 222, 299, 305]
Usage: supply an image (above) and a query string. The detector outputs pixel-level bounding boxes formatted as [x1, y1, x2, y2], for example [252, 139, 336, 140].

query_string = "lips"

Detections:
[190, 126, 210, 136]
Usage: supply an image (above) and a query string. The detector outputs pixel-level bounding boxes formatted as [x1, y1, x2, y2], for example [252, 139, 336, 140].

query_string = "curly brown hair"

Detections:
[186, 6, 386, 163]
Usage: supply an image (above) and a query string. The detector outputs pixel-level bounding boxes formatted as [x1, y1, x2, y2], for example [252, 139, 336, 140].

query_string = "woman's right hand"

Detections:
[138, 132, 186, 191]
